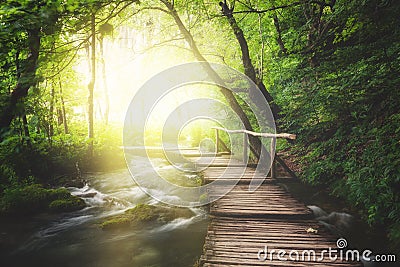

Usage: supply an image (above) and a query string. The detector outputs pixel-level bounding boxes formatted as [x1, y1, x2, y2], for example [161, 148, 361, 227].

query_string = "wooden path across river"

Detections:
[195, 130, 362, 266]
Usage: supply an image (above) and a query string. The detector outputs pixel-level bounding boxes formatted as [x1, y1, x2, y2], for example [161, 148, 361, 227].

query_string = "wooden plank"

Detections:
[200, 158, 360, 267]
[211, 127, 297, 140]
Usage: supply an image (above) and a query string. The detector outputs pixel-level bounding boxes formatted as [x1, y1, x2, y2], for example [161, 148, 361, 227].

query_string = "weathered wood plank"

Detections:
[200, 156, 361, 267]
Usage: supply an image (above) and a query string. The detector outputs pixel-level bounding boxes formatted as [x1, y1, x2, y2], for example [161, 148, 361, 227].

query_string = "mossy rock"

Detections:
[100, 204, 194, 230]
[0, 184, 86, 216]
[100, 217, 131, 230]
[47, 187, 72, 200]
[49, 196, 86, 212]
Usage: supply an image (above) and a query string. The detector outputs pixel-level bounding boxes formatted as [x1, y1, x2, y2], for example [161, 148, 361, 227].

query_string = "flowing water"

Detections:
[1, 156, 397, 267]
[0, 156, 208, 267]
[278, 181, 398, 266]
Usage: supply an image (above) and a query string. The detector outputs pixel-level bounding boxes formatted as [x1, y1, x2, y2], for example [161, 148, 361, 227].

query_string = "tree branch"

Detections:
[272, 13, 288, 55]
[232, 0, 333, 14]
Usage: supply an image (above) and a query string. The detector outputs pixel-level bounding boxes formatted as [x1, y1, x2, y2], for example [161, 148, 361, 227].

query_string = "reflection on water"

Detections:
[0, 156, 208, 267]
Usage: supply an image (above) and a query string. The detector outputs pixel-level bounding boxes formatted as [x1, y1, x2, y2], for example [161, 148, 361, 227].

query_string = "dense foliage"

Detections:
[0, 0, 125, 192]
[265, 0, 400, 249]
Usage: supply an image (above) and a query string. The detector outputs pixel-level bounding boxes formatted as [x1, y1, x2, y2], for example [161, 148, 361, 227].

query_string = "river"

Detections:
[0, 156, 208, 267]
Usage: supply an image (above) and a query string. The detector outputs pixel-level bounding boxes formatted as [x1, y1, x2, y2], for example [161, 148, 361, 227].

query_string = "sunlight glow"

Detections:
[74, 25, 196, 126]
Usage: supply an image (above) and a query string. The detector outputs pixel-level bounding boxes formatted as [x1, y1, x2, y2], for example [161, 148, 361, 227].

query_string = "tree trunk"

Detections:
[0, 28, 40, 132]
[87, 13, 96, 157]
[99, 36, 110, 125]
[49, 84, 55, 137]
[57, 108, 63, 125]
[58, 78, 69, 134]
[272, 13, 288, 55]
[219, 2, 281, 121]
[258, 14, 265, 80]
[161, 0, 264, 159]
[22, 112, 30, 146]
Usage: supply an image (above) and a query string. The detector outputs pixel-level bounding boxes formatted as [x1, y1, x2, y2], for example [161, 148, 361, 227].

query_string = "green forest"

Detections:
[0, 0, 399, 265]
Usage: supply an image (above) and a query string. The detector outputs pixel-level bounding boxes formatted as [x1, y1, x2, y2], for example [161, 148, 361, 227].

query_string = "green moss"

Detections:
[100, 204, 194, 230]
[126, 203, 160, 222]
[0, 184, 86, 215]
[48, 187, 71, 200]
[48, 196, 86, 212]
[0, 184, 50, 214]
[100, 216, 131, 230]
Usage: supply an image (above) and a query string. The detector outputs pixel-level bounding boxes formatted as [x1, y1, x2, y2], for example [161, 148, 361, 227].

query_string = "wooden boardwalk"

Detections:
[198, 155, 361, 267]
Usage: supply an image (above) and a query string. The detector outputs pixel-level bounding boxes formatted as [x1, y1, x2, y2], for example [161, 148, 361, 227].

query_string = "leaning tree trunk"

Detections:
[0, 28, 40, 134]
[219, 1, 281, 121]
[161, 0, 280, 160]
[161, 0, 268, 160]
